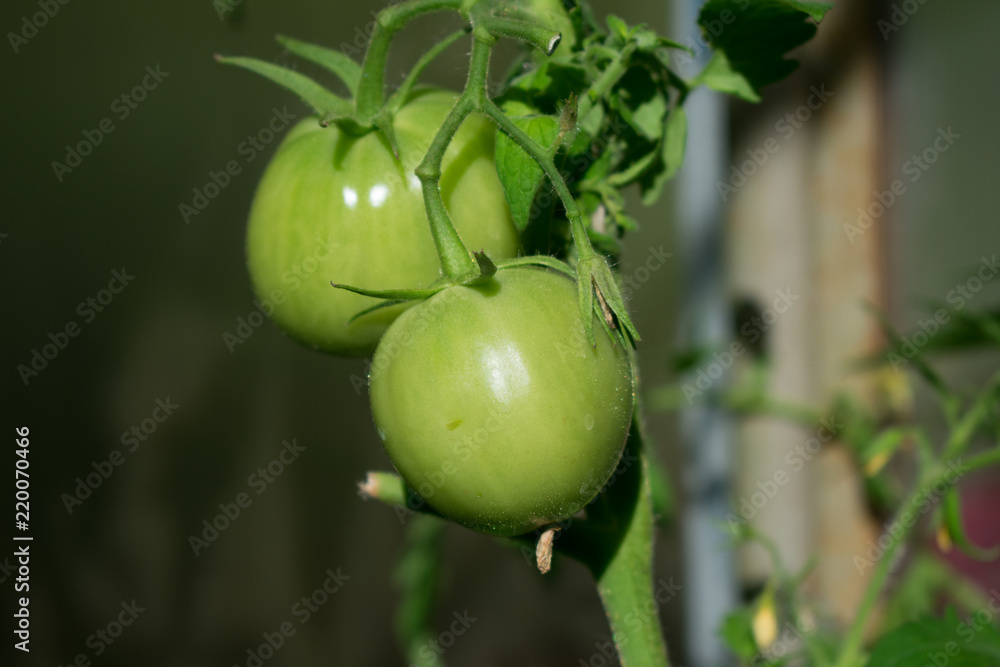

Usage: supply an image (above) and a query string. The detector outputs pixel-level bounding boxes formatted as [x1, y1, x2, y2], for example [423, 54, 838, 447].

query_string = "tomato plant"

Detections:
[220, 1, 846, 666]
[369, 265, 633, 536]
[245, 89, 518, 356]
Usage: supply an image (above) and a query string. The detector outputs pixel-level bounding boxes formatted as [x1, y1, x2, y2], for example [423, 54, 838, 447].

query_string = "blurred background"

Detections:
[2, 0, 998, 665]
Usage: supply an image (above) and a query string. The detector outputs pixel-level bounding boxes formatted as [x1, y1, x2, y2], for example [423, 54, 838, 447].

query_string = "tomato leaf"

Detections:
[609, 64, 667, 142]
[276, 35, 362, 96]
[494, 115, 561, 231]
[640, 106, 687, 205]
[693, 49, 759, 102]
[499, 60, 589, 115]
[216, 55, 354, 118]
[719, 609, 759, 659]
[695, 0, 833, 102]
[866, 609, 1000, 667]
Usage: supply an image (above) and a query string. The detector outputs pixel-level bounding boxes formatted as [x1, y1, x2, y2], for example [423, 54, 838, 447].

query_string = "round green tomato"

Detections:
[369, 266, 634, 536]
[246, 89, 519, 357]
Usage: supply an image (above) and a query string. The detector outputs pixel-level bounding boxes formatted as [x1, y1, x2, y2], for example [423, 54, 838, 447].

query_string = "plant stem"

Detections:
[480, 100, 597, 264]
[413, 33, 499, 280]
[593, 452, 670, 667]
[355, 0, 465, 124]
[394, 515, 447, 667]
[833, 454, 978, 667]
[576, 42, 637, 130]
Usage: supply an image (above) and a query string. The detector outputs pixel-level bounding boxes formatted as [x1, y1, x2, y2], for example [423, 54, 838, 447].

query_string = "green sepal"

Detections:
[371, 107, 401, 160]
[215, 55, 354, 118]
[466, 251, 498, 284]
[330, 281, 447, 302]
[495, 255, 576, 278]
[347, 300, 408, 325]
[580, 256, 640, 346]
[942, 487, 1000, 561]
[276, 35, 362, 95]
[387, 28, 470, 113]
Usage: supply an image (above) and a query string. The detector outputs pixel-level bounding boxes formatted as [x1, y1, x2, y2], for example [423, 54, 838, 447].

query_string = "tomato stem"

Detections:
[355, 0, 465, 124]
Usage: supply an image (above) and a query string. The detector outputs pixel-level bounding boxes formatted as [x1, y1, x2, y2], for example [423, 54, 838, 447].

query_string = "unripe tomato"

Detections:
[369, 266, 633, 536]
[246, 89, 519, 356]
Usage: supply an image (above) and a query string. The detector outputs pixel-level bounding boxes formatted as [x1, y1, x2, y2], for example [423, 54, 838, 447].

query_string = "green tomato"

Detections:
[246, 89, 519, 357]
[369, 266, 634, 536]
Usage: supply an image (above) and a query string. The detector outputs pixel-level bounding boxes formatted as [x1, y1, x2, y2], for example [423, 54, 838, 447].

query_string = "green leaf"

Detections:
[276, 35, 362, 95]
[216, 55, 354, 118]
[719, 609, 758, 659]
[696, 0, 833, 101]
[695, 49, 759, 102]
[606, 14, 630, 41]
[866, 609, 1000, 667]
[610, 64, 667, 141]
[640, 106, 687, 205]
[494, 115, 561, 231]
[500, 60, 590, 115]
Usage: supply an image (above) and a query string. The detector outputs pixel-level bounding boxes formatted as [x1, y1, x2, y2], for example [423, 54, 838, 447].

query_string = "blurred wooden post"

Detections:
[727, 0, 886, 627]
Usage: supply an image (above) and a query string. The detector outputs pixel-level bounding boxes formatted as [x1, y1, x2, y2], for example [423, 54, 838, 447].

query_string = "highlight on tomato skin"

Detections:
[368, 265, 634, 537]
[245, 89, 520, 357]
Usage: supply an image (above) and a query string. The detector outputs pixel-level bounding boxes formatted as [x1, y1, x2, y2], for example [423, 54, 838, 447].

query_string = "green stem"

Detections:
[480, 100, 597, 263]
[593, 455, 670, 667]
[965, 446, 1000, 472]
[576, 42, 637, 130]
[394, 515, 447, 667]
[355, 0, 465, 124]
[941, 369, 1000, 461]
[413, 34, 498, 279]
[833, 445, 989, 667]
